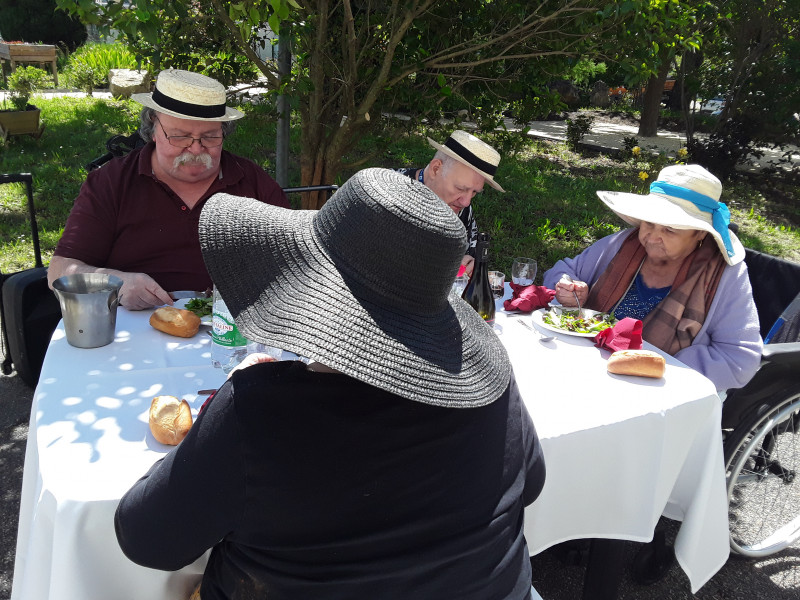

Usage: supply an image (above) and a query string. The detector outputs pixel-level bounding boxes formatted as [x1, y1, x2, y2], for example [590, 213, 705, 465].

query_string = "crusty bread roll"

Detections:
[149, 396, 193, 445]
[149, 306, 201, 338]
[607, 349, 666, 379]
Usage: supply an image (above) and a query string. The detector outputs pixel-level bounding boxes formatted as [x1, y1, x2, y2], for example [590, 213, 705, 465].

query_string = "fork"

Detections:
[560, 274, 583, 318]
[514, 317, 555, 342]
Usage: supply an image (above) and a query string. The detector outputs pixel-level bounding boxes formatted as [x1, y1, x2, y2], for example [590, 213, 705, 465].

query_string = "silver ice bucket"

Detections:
[52, 273, 123, 348]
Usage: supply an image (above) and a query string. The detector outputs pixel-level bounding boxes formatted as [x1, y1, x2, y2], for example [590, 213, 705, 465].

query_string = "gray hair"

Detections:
[138, 107, 237, 143]
[431, 151, 455, 174]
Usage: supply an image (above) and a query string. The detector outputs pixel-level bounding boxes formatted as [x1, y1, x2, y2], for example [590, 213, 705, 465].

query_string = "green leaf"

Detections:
[139, 21, 159, 45]
[437, 73, 446, 87]
[268, 13, 281, 34]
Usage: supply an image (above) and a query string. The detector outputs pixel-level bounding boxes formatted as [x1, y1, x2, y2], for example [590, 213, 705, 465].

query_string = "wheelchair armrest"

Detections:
[762, 342, 800, 365]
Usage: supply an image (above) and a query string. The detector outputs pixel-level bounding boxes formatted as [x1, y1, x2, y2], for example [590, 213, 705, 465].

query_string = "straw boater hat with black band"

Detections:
[428, 130, 505, 192]
[199, 168, 511, 407]
[596, 163, 745, 266]
[132, 69, 244, 121]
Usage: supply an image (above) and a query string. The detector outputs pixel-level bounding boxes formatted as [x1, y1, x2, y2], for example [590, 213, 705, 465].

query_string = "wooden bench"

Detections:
[0, 43, 58, 87]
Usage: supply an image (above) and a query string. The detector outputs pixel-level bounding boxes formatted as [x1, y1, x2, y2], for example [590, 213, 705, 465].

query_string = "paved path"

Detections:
[8, 89, 796, 172]
[522, 119, 799, 173]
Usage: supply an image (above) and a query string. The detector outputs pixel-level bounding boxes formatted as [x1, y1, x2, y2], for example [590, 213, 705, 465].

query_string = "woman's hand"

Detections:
[554, 277, 589, 307]
[461, 255, 475, 277]
[226, 353, 278, 378]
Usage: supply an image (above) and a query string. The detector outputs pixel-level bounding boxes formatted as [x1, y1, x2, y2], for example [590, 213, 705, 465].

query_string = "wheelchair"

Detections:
[720, 248, 800, 557]
[632, 248, 800, 584]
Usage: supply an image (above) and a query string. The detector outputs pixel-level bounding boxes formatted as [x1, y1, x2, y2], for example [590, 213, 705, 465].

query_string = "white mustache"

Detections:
[173, 152, 213, 169]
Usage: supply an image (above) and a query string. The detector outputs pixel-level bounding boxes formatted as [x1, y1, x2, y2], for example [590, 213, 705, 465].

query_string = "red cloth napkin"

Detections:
[593, 317, 643, 351]
[503, 283, 556, 313]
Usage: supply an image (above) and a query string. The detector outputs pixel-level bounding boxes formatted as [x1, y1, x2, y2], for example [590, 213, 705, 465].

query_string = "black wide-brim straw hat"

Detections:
[199, 168, 511, 407]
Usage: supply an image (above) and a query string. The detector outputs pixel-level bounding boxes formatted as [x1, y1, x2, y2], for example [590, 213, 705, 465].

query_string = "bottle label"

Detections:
[212, 310, 248, 347]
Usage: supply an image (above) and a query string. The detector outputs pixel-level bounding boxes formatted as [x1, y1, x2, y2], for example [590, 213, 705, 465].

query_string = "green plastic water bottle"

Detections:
[210, 285, 248, 373]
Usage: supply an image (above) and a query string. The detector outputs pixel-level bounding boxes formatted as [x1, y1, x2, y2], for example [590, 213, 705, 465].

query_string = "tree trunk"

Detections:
[637, 53, 672, 138]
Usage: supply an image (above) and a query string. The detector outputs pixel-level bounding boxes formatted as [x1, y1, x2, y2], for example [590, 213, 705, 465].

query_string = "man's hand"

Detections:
[118, 273, 174, 310]
[48, 256, 172, 311]
[461, 255, 475, 277]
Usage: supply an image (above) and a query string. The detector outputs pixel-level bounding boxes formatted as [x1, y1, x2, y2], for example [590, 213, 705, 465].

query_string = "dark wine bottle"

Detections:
[461, 232, 495, 324]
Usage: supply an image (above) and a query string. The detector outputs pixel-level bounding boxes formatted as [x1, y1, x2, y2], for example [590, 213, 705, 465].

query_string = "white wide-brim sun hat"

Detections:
[132, 69, 244, 122]
[596, 164, 744, 266]
[427, 130, 505, 192]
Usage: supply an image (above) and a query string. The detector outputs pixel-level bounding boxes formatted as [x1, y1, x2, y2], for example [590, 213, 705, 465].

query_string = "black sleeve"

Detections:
[114, 380, 246, 570]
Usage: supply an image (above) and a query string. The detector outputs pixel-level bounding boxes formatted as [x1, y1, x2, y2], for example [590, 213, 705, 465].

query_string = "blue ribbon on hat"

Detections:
[649, 180, 735, 258]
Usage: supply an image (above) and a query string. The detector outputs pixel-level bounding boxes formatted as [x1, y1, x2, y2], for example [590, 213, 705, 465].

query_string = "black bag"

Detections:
[0, 173, 61, 388]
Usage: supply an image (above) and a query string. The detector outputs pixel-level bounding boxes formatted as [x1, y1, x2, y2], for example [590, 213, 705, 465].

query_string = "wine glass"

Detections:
[452, 273, 469, 297]
[511, 258, 537, 287]
[489, 271, 506, 298]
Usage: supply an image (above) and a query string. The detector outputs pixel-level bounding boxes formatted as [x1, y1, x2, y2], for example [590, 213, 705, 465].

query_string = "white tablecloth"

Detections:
[12, 308, 226, 600]
[12, 300, 729, 599]
[493, 304, 728, 593]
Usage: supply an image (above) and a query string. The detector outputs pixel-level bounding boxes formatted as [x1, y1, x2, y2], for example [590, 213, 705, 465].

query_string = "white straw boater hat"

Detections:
[132, 69, 244, 121]
[596, 164, 744, 266]
[427, 130, 505, 192]
[199, 168, 511, 407]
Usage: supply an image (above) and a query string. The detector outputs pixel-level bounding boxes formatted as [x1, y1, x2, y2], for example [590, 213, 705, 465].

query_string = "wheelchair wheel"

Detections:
[723, 386, 800, 557]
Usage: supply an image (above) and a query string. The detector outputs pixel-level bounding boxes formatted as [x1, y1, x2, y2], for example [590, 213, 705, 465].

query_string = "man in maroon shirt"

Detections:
[48, 69, 289, 310]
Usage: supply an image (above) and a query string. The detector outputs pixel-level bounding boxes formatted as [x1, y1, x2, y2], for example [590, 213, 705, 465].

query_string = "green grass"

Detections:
[1, 96, 799, 279]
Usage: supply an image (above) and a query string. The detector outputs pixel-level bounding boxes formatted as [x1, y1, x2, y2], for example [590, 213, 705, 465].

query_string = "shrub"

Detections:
[622, 136, 639, 153]
[5, 66, 53, 110]
[0, 0, 86, 52]
[565, 114, 594, 150]
[687, 116, 763, 180]
[64, 43, 141, 91]
[178, 51, 260, 89]
[69, 62, 97, 96]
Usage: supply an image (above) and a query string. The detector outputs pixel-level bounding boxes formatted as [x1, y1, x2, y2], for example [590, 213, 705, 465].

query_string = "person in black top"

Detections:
[397, 130, 504, 276]
[115, 168, 545, 600]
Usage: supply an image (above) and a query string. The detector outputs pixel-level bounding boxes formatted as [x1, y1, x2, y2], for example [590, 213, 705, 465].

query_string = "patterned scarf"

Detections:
[586, 229, 726, 355]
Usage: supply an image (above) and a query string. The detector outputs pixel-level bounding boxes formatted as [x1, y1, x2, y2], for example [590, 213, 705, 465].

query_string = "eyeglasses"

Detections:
[155, 118, 225, 148]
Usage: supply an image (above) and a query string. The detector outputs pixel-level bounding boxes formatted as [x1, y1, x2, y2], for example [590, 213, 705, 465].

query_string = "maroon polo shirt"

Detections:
[54, 143, 289, 292]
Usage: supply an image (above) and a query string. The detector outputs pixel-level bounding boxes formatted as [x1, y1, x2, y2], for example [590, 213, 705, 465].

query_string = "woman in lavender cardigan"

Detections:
[543, 165, 762, 392]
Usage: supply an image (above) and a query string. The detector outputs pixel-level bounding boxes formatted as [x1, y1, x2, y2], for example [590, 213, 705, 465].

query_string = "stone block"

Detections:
[108, 69, 151, 99]
[590, 81, 611, 108]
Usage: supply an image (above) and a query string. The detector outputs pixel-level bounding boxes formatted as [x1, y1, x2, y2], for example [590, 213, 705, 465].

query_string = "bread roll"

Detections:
[607, 349, 666, 379]
[150, 306, 201, 338]
[149, 396, 193, 445]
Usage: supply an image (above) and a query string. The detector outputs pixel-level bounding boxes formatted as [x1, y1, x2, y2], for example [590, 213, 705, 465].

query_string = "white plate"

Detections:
[531, 308, 612, 338]
[173, 298, 212, 326]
